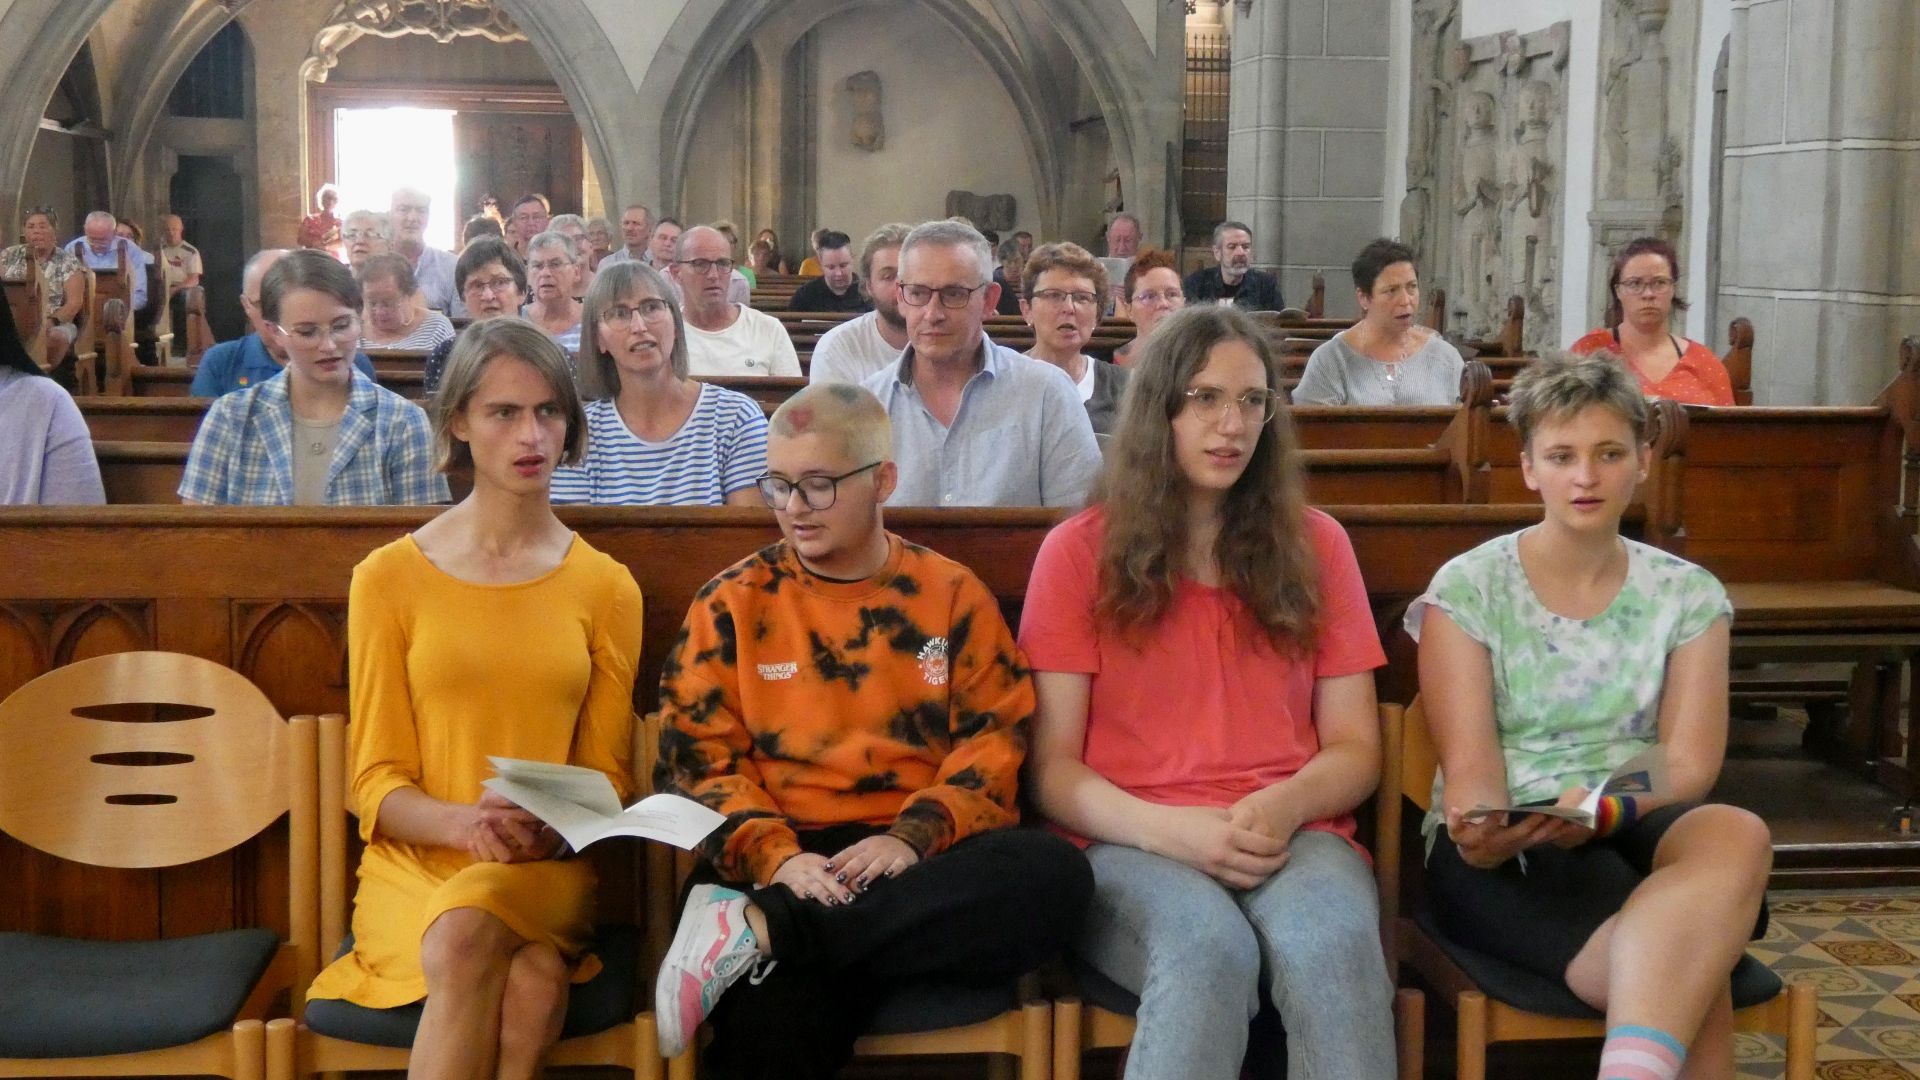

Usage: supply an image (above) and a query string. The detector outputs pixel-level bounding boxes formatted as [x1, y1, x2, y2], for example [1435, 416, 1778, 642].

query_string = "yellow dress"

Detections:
[306, 534, 644, 1008]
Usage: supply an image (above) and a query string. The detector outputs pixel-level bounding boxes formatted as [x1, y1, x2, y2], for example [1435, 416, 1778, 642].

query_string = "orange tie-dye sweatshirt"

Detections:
[655, 533, 1033, 885]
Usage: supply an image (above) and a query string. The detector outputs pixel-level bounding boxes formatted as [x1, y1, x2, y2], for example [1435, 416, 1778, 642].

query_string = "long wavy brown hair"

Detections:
[1091, 305, 1320, 653]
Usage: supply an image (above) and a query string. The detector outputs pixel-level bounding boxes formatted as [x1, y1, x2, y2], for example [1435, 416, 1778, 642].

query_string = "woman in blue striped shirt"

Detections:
[551, 261, 768, 506]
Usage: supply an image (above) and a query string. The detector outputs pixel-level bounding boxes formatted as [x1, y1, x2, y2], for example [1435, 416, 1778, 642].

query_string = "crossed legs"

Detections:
[410, 907, 570, 1080]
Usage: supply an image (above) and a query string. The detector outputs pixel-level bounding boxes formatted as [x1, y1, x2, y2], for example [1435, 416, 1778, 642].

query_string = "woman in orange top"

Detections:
[1570, 236, 1734, 406]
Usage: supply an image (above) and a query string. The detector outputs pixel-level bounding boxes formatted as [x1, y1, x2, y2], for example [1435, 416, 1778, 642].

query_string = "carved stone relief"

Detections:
[1402, 3, 1569, 349]
[945, 190, 1016, 232]
[844, 70, 884, 152]
[302, 0, 525, 83]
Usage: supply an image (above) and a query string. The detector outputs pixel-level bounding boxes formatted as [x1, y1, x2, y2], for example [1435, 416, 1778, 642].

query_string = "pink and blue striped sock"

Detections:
[1598, 1024, 1686, 1080]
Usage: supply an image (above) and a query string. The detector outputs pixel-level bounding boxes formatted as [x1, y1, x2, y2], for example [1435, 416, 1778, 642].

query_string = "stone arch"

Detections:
[0, 0, 121, 225]
[107, 4, 247, 208]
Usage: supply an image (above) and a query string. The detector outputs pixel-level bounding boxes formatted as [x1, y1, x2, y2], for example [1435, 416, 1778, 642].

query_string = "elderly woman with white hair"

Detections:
[341, 209, 390, 273]
[521, 231, 585, 355]
[547, 214, 596, 298]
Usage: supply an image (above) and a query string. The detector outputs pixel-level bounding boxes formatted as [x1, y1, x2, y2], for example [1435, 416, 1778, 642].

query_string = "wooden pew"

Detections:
[78, 397, 211, 442]
[365, 347, 430, 373]
[95, 298, 137, 396]
[93, 440, 186, 503]
[3, 270, 47, 368]
[1305, 274, 1326, 319]
[72, 248, 133, 394]
[180, 285, 217, 367]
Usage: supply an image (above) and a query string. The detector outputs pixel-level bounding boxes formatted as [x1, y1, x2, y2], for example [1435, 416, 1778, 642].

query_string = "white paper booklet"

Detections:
[482, 757, 725, 853]
[1462, 744, 1668, 827]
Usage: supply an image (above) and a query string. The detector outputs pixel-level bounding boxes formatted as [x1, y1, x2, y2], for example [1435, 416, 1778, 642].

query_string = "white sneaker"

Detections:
[655, 883, 776, 1057]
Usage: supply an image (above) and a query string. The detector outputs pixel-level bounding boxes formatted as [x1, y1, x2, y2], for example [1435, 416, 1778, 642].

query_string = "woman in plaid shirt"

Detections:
[179, 251, 446, 505]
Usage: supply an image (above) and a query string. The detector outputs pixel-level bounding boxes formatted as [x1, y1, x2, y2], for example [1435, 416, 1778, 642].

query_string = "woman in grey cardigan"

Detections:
[1294, 238, 1464, 406]
[1019, 242, 1129, 434]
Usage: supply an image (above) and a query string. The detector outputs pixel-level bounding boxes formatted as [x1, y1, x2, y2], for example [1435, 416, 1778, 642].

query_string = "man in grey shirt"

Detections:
[860, 220, 1101, 508]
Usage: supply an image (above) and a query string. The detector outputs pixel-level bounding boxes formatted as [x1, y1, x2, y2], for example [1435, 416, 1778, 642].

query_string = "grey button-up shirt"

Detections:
[411, 246, 459, 315]
[862, 336, 1103, 508]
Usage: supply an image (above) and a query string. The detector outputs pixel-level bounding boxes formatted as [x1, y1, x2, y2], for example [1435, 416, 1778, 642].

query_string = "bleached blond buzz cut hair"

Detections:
[768, 382, 894, 466]
[1506, 350, 1650, 451]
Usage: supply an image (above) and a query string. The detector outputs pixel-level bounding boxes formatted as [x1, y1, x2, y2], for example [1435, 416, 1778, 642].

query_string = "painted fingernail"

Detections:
[835, 873, 846, 882]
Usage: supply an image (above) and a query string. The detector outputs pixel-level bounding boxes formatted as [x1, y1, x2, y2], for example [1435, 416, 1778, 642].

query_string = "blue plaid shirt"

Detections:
[178, 369, 448, 505]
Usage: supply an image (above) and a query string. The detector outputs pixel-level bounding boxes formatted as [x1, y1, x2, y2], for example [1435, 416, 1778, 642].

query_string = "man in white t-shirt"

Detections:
[674, 225, 800, 377]
[809, 221, 912, 385]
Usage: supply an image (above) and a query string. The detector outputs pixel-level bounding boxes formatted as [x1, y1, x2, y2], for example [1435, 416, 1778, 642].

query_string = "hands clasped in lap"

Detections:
[770, 834, 920, 905]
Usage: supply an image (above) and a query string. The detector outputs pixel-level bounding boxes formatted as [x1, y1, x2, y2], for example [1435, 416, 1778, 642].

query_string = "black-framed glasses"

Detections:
[898, 282, 988, 309]
[677, 257, 735, 276]
[756, 461, 884, 511]
[1183, 385, 1279, 425]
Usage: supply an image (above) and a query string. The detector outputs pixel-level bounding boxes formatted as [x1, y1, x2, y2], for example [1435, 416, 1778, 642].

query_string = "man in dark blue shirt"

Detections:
[1182, 220, 1284, 312]
[190, 249, 375, 396]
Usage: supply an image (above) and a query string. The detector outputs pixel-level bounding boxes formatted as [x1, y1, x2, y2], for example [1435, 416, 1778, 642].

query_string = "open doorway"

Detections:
[331, 107, 458, 251]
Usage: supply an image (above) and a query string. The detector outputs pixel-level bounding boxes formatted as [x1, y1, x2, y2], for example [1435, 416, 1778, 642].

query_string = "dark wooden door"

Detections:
[169, 155, 247, 340]
[453, 111, 584, 222]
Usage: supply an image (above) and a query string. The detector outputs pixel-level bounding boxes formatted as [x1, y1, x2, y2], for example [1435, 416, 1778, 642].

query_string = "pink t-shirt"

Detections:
[1018, 505, 1385, 849]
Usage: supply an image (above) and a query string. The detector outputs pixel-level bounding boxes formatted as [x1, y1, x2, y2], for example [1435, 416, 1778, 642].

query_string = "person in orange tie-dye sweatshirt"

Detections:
[651, 381, 1092, 1078]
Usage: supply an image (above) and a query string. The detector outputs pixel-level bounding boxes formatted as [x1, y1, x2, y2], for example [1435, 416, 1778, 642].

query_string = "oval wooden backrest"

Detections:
[0, 651, 292, 868]
[1400, 696, 1441, 812]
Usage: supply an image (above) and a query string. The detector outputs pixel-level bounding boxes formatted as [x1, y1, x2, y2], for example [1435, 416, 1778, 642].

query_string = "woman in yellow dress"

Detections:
[306, 318, 644, 1078]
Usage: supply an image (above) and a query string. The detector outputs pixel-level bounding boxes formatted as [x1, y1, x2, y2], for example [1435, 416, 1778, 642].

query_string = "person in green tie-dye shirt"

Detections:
[1406, 353, 1771, 1080]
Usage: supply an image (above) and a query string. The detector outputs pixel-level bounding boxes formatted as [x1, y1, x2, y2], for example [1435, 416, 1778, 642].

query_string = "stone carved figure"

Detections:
[944, 191, 1015, 232]
[1509, 80, 1558, 321]
[1400, 0, 1459, 261]
[845, 70, 885, 153]
[1453, 92, 1500, 330]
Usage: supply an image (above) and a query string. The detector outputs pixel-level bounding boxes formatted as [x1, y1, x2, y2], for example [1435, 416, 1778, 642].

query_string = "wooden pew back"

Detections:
[3, 271, 47, 367]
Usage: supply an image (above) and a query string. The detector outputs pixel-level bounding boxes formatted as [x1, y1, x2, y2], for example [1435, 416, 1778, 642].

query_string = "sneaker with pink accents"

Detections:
[655, 883, 776, 1058]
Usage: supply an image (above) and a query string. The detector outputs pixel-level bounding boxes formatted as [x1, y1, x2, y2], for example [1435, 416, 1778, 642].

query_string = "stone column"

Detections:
[1225, 0, 1393, 312]
[1717, 0, 1920, 404]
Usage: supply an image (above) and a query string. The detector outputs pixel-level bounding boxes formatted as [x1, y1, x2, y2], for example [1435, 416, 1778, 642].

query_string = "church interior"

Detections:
[3, 0, 1920, 1077]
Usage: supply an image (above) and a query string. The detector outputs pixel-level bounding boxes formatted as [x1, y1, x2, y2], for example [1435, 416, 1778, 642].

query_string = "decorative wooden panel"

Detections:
[235, 601, 350, 722]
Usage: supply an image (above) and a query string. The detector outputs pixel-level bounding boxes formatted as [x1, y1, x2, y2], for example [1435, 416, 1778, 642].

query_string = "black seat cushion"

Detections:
[1412, 909, 1782, 1019]
[1065, 955, 1286, 1078]
[864, 977, 1022, 1036]
[304, 924, 639, 1047]
[0, 928, 280, 1058]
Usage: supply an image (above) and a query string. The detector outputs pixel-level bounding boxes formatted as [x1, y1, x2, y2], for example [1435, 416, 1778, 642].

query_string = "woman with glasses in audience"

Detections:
[306, 318, 644, 1079]
[1, 206, 86, 381]
[0, 291, 102, 505]
[522, 231, 585, 356]
[1295, 238, 1464, 406]
[179, 250, 446, 505]
[341, 209, 390, 273]
[1571, 236, 1733, 406]
[551, 261, 768, 506]
[357, 254, 455, 351]
[1110, 248, 1185, 367]
[1019, 242, 1129, 435]
[424, 238, 532, 395]
[1406, 354, 1763, 1080]
[1023, 305, 1397, 1079]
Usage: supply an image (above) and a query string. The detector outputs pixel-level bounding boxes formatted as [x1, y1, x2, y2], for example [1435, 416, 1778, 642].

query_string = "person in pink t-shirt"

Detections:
[1021, 305, 1396, 1080]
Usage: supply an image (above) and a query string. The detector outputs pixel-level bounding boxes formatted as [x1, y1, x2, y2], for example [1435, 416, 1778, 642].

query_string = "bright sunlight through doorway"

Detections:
[332, 107, 458, 251]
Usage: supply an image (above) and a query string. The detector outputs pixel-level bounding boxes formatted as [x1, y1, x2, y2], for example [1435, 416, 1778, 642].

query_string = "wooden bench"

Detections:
[77, 397, 212, 442]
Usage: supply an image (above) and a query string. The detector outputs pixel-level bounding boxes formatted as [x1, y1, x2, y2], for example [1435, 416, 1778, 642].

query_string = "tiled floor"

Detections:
[1739, 890, 1920, 1080]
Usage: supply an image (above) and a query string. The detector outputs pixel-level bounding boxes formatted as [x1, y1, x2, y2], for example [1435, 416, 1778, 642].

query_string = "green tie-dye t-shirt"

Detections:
[1404, 531, 1731, 836]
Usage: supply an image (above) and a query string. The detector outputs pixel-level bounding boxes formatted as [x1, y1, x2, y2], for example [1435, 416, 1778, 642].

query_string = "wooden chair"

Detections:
[1376, 699, 1819, 1080]
[70, 269, 100, 394]
[265, 712, 662, 1079]
[643, 713, 1051, 1080]
[0, 651, 320, 1080]
[3, 270, 47, 368]
[1049, 704, 1425, 1080]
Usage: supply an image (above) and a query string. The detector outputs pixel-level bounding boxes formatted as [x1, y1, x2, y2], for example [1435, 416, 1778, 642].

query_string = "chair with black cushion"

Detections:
[1377, 699, 1818, 1080]
[1048, 704, 1425, 1080]
[0, 651, 320, 1080]
[267, 712, 662, 1079]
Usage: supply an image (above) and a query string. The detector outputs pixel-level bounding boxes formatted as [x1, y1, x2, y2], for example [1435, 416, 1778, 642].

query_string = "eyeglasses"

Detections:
[464, 276, 519, 297]
[272, 315, 361, 347]
[1617, 276, 1674, 295]
[898, 282, 988, 309]
[677, 257, 735, 276]
[1183, 385, 1279, 426]
[365, 298, 410, 313]
[1032, 288, 1100, 309]
[600, 298, 673, 325]
[756, 461, 884, 511]
[1132, 288, 1183, 307]
[528, 257, 574, 273]
[340, 229, 384, 242]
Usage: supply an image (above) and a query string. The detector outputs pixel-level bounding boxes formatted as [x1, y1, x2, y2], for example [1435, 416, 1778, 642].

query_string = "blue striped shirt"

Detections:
[550, 385, 769, 506]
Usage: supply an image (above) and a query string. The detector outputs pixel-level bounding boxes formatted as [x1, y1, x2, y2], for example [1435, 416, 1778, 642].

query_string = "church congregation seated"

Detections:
[1, 205, 85, 376]
[180, 250, 445, 505]
[1295, 238, 1465, 406]
[584, 215, 615, 269]
[652, 380, 1092, 1075]
[424, 237, 532, 394]
[1018, 241, 1129, 434]
[389, 185, 458, 315]
[522, 230, 587, 354]
[808, 221, 913, 386]
[507, 193, 551, 257]
[0, 298, 101, 505]
[304, 317, 642, 1072]
[1110, 247, 1185, 367]
[1571, 236, 1735, 407]
[551, 260, 768, 506]
[65, 209, 151, 315]
[340, 209, 390, 273]
[861, 219, 1101, 508]
[547, 214, 596, 298]
[991, 237, 1026, 316]
[1184, 220, 1282, 313]
[192, 248, 379, 397]
[646, 216, 682, 270]
[600, 203, 653, 267]
[356, 254, 456, 351]
[158, 212, 203, 346]
[784, 230, 869, 313]
[674, 225, 801, 377]
[752, 227, 790, 274]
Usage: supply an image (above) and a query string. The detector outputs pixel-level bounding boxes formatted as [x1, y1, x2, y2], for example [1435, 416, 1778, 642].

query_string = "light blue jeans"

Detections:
[1081, 830, 1397, 1080]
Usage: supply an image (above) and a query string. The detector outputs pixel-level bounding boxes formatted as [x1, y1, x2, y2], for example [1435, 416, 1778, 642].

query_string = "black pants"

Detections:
[687, 824, 1092, 1080]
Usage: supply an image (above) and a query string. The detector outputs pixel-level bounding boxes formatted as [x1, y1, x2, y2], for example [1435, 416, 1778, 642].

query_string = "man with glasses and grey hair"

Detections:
[859, 219, 1100, 508]
[673, 225, 800, 376]
[65, 210, 152, 314]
